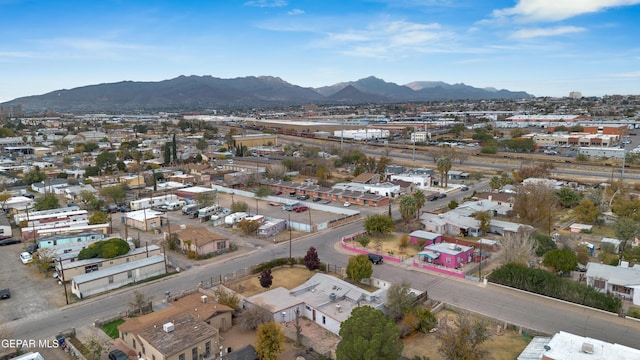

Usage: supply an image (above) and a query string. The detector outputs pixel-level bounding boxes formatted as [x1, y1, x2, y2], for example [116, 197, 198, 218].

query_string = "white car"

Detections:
[20, 252, 32, 264]
[344, 202, 351, 207]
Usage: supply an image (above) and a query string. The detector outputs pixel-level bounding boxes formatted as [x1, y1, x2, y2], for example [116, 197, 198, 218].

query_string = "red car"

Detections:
[274, 190, 282, 195]
[294, 206, 308, 213]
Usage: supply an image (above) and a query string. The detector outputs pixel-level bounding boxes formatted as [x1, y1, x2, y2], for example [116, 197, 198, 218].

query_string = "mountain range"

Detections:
[2, 75, 533, 113]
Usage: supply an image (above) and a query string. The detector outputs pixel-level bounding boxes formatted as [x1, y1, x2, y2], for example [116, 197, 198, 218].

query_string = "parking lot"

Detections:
[0, 237, 66, 324]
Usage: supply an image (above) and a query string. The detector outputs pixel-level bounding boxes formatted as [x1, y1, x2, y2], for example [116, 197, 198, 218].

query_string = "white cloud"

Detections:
[510, 26, 586, 39]
[493, 0, 640, 22]
[244, 0, 287, 7]
[287, 9, 304, 16]
[610, 70, 640, 78]
[322, 20, 455, 58]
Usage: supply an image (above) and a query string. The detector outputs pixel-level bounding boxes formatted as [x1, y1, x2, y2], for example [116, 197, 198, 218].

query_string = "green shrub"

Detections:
[78, 238, 130, 260]
[489, 263, 621, 313]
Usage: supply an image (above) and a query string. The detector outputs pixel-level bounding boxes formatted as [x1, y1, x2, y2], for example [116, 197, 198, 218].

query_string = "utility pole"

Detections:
[288, 212, 292, 263]
[57, 258, 69, 305]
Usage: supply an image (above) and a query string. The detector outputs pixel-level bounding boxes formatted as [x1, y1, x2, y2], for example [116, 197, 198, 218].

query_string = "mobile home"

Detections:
[224, 212, 248, 225]
[129, 194, 179, 211]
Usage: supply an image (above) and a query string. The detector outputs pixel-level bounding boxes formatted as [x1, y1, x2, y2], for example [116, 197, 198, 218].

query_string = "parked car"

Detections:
[344, 202, 351, 207]
[293, 206, 308, 213]
[26, 244, 38, 254]
[274, 190, 282, 195]
[269, 202, 281, 206]
[297, 194, 310, 200]
[0, 235, 13, 241]
[368, 254, 384, 264]
[438, 193, 447, 199]
[313, 197, 322, 202]
[108, 350, 128, 360]
[322, 200, 331, 204]
[0, 288, 10, 300]
[0, 238, 20, 246]
[460, 186, 469, 191]
[20, 252, 33, 264]
[428, 194, 438, 201]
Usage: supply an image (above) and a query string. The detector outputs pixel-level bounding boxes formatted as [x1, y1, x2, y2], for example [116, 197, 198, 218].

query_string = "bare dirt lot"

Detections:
[230, 266, 316, 297]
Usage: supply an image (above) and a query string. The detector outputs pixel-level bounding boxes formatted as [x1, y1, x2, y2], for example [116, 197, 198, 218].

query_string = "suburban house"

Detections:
[350, 172, 381, 184]
[56, 244, 162, 282]
[125, 209, 164, 231]
[390, 179, 415, 195]
[245, 273, 388, 335]
[517, 331, 640, 359]
[71, 255, 166, 299]
[119, 175, 145, 189]
[418, 242, 474, 269]
[118, 309, 220, 360]
[473, 192, 516, 213]
[585, 262, 640, 305]
[409, 230, 442, 246]
[421, 201, 532, 237]
[168, 173, 196, 185]
[31, 178, 69, 194]
[171, 225, 228, 256]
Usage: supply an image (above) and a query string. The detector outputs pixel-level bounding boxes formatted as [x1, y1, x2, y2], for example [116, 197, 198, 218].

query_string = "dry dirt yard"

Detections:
[350, 233, 420, 258]
[401, 310, 531, 360]
[231, 266, 317, 297]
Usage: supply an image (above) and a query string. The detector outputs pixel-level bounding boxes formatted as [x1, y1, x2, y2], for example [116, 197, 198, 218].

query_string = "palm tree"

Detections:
[399, 195, 418, 224]
[413, 190, 426, 219]
[436, 157, 452, 187]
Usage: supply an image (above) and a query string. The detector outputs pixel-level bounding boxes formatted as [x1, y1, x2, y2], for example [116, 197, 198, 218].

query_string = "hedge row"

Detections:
[488, 263, 621, 313]
[252, 257, 327, 274]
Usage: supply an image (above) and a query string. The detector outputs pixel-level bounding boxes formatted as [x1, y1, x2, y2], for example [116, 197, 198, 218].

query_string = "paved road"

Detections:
[7, 215, 640, 349]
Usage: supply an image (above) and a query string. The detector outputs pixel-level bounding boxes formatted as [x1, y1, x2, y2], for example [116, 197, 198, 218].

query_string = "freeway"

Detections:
[7, 215, 640, 348]
[277, 136, 640, 182]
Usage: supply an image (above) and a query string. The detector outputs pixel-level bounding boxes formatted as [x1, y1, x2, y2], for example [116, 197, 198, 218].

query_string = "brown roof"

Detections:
[351, 172, 378, 184]
[119, 293, 232, 334]
[137, 312, 218, 357]
[176, 225, 227, 247]
[474, 192, 515, 203]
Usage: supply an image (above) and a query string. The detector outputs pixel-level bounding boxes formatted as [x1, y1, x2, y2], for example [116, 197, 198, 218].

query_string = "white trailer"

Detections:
[198, 205, 221, 219]
[130, 194, 179, 211]
[224, 212, 248, 225]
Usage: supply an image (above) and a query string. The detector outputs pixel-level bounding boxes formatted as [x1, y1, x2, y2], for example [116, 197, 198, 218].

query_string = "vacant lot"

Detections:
[402, 310, 531, 360]
[232, 266, 316, 297]
[349, 233, 420, 258]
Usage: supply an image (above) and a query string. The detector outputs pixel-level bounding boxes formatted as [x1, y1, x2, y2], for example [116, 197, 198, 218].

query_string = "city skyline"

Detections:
[1, 0, 639, 103]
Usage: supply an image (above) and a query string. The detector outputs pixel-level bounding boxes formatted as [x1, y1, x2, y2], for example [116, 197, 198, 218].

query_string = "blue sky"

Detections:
[1, 0, 639, 102]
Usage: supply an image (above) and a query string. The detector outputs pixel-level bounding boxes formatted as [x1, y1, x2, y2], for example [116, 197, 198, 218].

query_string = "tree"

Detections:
[84, 334, 110, 360]
[259, 268, 273, 289]
[473, 211, 491, 235]
[437, 313, 491, 360]
[238, 305, 272, 331]
[614, 217, 640, 255]
[78, 238, 130, 260]
[95, 151, 117, 173]
[80, 190, 105, 210]
[436, 157, 452, 187]
[128, 290, 151, 316]
[513, 183, 556, 230]
[100, 184, 127, 205]
[255, 186, 273, 198]
[489, 176, 502, 190]
[304, 247, 320, 271]
[555, 187, 581, 208]
[543, 248, 578, 274]
[512, 162, 554, 183]
[413, 190, 426, 219]
[336, 306, 403, 360]
[255, 321, 285, 360]
[499, 225, 535, 266]
[196, 191, 216, 208]
[357, 235, 371, 248]
[574, 199, 601, 224]
[399, 195, 418, 224]
[231, 201, 249, 213]
[346, 254, 373, 282]
[385, 282, 417, 321]
[533, 233, 557, 256]
[34, 193, 60, 211]
[236, 219, 260, 235]
[172, 134, 177, 162]
[88, 211, 110, 225]
[84, 165, 101, 177]
[196, 138, 208, 152]
[363, 214, 395, 235]
[163, 142, 171, 165]
[23, 167, 46, 185]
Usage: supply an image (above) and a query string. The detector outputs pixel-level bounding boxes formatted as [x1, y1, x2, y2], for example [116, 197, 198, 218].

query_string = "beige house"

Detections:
[56, 245, 162, 282]
[119, 311, 219, 360]
[118, 292, 232, 360]
[172, 225, 228, 256]
[125, 209, 164, 231]
[119, 175, 145, 189]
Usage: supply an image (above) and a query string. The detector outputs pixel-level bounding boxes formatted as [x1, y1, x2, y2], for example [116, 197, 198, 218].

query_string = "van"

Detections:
[182, 204, 198, 215]
[166, 200, 187, 211]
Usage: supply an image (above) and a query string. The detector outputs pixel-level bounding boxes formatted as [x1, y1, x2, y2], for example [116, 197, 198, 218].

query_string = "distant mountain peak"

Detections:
[2, 75, 533, 113]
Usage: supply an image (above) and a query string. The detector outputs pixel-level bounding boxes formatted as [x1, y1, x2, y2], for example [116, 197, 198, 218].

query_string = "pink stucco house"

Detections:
[419, 242, 474, 269]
